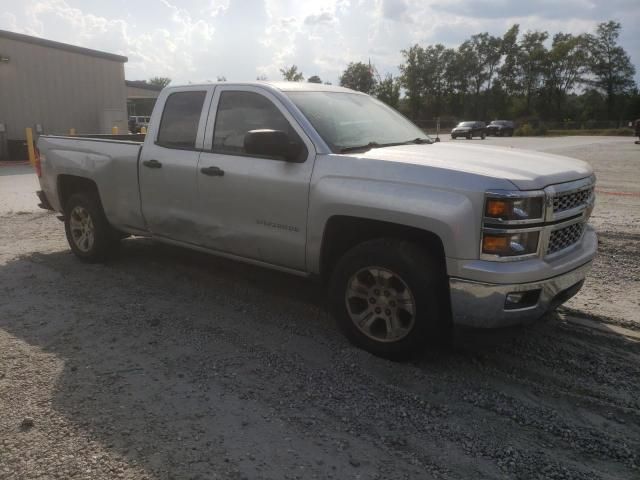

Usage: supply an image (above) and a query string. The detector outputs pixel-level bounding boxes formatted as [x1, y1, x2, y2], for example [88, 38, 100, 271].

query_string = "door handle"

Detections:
[142, 159, 162, 168]
[200, 166, 225, 177]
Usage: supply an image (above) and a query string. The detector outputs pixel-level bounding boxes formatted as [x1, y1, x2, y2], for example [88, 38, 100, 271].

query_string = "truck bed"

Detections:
[37, 134, 147, 233]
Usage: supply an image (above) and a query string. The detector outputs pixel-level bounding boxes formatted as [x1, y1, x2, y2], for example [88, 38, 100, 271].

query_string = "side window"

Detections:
[157, 91, 207, 149]
[213, 91, 306, 161]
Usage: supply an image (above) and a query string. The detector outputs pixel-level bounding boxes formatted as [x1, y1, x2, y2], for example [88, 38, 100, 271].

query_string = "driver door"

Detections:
[195, 86, 316, 271]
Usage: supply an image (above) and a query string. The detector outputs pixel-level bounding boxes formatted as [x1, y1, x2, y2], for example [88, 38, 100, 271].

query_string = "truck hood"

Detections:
[357, 142, 593, 190]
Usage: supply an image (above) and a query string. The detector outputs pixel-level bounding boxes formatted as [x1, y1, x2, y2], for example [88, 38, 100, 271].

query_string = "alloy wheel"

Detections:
[69, 206, 95, 253]
[345, 266, 416, 342]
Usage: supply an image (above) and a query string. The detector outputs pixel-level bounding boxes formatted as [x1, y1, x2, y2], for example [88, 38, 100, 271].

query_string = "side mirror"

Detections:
[244, 129, 304, 162]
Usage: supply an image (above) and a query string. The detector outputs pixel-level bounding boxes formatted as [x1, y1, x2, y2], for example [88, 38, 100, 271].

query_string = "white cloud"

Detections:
[0, 0, 637, 85]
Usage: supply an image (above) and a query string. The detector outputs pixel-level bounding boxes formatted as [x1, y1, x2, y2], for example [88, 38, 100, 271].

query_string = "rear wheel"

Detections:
[481, 132, 486, 139]
[329, 239, 447, 360]
[64, 192, 120, 263]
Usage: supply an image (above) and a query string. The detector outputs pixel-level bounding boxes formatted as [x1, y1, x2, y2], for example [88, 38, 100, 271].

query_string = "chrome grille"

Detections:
[553, 187, 593, 213]
[547, 223, 584, 254]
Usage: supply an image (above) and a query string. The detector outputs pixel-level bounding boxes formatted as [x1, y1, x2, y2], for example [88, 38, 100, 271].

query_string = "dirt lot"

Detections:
[1, 137, 639, 479]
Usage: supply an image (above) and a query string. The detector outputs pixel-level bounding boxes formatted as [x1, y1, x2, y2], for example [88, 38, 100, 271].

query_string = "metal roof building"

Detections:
[126, 80, 162, 117]
[0, 30, 128, 160]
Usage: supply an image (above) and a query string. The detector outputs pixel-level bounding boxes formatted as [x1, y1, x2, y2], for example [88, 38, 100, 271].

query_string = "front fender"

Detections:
[306, 176, 481, 274]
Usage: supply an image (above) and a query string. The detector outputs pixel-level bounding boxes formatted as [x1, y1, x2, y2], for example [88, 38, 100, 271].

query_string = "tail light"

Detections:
[34, 146, 42, 177]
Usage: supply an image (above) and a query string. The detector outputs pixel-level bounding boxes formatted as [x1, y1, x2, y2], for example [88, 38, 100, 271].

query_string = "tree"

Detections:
[459, 33, 502, 116]
[399, 46, 424, 119]
[148, 77, 171, 88]
[216, 75, 227, 82]
[515, 31, 549, 114]
[307, 75, 322, 84]
[422, 44, 455, 117]
[280, 65, 304, 82]
[339, 62, 376, 94]
[375, 74, 401, 108]
[541, 33, 589, 117]
[256, 74, 268, 81]
[444, 49, 472, 116]
[586, 21, 637, 119]
[497, 24, 520, 95]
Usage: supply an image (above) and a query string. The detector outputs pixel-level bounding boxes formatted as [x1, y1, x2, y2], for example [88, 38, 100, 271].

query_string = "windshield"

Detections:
[457, 122, 475, 127]
[286, 91, 430, 153]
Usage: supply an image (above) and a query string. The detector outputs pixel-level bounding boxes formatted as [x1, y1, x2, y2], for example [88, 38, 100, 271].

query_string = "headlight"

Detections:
[481, 190, 546, 261]
[482, 231, 540, 257]
[485, 195, 544, 222]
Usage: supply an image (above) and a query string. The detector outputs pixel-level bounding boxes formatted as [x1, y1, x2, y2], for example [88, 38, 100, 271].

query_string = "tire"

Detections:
[328, 239, 447, 360]
[451, 135, 456, 140]
[481, 132, 486, 140]
[64, 192, 120, 263]
[467, 132, 472, 140]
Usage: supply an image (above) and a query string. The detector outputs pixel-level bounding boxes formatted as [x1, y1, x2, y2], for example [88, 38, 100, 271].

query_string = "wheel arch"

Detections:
[319, 215, 448, 282]
[57, 175, 102, 213]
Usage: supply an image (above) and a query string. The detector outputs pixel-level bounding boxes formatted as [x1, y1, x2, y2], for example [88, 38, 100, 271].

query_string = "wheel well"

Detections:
[320, 216, 447, 281]
[57, 175, 99, 211]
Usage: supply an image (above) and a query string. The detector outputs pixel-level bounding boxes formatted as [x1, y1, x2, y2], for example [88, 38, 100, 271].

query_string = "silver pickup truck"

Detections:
[36, 82, 597, 358]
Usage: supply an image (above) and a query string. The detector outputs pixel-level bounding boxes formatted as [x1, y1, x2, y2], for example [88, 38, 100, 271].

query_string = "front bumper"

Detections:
[449, 260, 593, 328]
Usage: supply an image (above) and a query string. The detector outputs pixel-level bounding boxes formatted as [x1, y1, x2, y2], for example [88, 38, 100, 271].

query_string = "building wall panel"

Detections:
[0, 35, 127, 140]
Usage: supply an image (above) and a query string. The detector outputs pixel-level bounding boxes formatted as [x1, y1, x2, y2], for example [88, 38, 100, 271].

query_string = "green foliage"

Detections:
[393, 20, 637, 124]
[340, 62, 376, 94]
[546, 128, 634, 136]
[514, 123, 547, 136]
[399, 45, 424, 118]
[280, 65, 304, 82]
[586, 21, 637, 118]
[374, 74, 401, 108]
[307, 75, 322, 84]
[148, 77, 171, 88]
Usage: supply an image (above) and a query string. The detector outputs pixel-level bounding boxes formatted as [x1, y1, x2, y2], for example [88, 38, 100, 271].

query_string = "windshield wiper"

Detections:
[339, 141, 381, 153]
[341, 139, 432, 153]
[404, 137, 432, 145]
[339, 138, 433, 153]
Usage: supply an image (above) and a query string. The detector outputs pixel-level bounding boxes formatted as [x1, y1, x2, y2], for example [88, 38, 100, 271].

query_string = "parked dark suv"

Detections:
[451, 121, 486, 140]
[486, 120, 515, 137]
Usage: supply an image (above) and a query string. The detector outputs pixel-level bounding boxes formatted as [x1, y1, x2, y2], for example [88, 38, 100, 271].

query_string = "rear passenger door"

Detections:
[139, 87, 214, 242]
[195, 86, 315, 271]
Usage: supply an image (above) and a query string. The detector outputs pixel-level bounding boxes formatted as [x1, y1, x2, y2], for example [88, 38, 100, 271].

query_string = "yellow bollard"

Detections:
[140, 126, 147, 134]
[69, 128, 76, 136]
[25, 127, 36, 166]
[112, 126, 118, 135]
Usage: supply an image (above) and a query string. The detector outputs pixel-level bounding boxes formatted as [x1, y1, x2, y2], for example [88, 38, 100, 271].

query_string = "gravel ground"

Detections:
[1, 137, 639, 479]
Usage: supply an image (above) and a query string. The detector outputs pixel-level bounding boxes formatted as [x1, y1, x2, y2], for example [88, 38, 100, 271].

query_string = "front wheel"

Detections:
[329, 239, 446, 360]
[64, 192, 120, 263]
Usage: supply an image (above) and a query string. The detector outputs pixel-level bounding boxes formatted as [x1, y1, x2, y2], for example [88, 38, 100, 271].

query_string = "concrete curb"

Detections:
[0, 160, 30, 167]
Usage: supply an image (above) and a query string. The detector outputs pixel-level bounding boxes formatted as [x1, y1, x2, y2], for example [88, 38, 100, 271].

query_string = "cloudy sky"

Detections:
[1, 0, 638, 85]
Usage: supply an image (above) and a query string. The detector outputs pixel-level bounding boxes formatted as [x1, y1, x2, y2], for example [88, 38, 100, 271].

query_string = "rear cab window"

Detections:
[157, 90, 207, 149]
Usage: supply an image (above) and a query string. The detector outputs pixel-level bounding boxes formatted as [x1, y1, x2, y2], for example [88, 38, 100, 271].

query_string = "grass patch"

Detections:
[546, 128, 634, 136]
